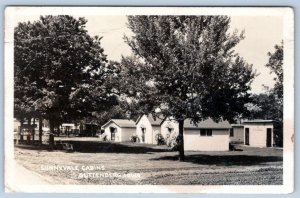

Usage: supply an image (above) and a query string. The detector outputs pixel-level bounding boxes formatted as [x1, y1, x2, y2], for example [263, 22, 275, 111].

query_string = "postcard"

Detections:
[4, 6, 294, 193]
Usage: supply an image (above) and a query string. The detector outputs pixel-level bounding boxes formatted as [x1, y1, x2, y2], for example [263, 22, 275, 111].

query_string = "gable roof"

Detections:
[136, 114, 165, 126]
[184, 118, 231, 129]
[102, 119, 136, 128]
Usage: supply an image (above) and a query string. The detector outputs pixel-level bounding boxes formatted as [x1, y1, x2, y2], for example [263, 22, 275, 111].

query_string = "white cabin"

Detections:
[135, 114, 164, 144]
[102, 119, 136, 142]
[160, 118, 231, 151]
[183, 118, 231, 151]
[243, 120, 274, 147]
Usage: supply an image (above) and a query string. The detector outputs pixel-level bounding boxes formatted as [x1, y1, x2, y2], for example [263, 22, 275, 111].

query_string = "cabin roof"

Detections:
[136, 114, 165, 126]
[102, 119, 136, 128]
[184, 118, 231, 129]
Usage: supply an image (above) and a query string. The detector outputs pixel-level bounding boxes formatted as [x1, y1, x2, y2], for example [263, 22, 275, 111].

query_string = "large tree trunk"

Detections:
[49, 119, 55, 147]
[57, 125, 60, 137]
[39, 117, 43, 145]
[32, 118, 35, 144]
[67, 127, 70, 137]
[27, 117, 31, 144]
[20, 118, 24, 142]
[80, 124, 83, 136]
[178, 119, 185, 161]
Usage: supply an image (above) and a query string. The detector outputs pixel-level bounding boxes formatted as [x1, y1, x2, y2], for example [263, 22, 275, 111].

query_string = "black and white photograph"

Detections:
[4, 7, 294, 193]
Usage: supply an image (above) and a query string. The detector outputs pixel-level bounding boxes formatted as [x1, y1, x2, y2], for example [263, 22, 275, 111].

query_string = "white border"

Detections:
[4, 6, 294, 193]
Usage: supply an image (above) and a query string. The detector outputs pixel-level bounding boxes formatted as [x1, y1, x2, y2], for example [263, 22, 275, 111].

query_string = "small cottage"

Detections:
[101, 119, 136, 142]
[160, 118, 231, 151]
[230, 124, 245, 144]
[61, 123, 79, 135]
[135, 114, 165, 144]
[183, 118, 231, 151]
[243, 120, 274, 147]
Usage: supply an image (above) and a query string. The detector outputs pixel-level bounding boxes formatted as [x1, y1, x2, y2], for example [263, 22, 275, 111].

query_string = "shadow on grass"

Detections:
[15, 144, 51, 151]
[15, 141, 170, 154]
[69, 141, 170, 153]
[150, 154, 283, 166]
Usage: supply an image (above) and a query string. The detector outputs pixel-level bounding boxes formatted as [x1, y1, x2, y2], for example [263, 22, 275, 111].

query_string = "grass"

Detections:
[14, 141, 283, 185]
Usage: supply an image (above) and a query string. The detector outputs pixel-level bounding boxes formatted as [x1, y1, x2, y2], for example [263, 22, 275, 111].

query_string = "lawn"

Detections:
[14, 140, 283, 185]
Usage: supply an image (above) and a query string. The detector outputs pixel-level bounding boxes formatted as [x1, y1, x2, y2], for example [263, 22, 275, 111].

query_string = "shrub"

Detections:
[101, 134, 108, 141]
[229, 143, 235, 151]
[155, 133, 165, 145]
[130, 135, 139, 143]
[166, 134, 179, 151]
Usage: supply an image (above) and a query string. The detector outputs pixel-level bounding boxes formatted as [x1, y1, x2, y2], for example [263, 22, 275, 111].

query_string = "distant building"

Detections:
[101, 119, 136, 142]
[13, 118, 50, 141]
[135, 114, 165, 144]
[243, 120, 274, 147]
[60, 123, 80, 136]
[229, 120, 274, 147]
[230, 124, 244, 144]
[13, 118, 49, 133]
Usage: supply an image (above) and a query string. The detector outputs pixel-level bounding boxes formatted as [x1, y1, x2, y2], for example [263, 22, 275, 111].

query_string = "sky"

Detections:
[13, 15, 283, 94]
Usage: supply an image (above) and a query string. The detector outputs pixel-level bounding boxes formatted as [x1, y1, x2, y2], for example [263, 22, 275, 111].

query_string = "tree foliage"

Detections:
[121, 16, 256, 160]
[14, 15, 118, 143]
[249, 88, 282, 120]
[266, 42, 283, 104]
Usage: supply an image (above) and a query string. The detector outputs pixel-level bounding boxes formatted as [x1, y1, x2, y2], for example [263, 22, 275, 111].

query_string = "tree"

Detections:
[265, 42, 283, 146]
[121, 16, 256, 161]
[93, 104, 129, 126]
[14, 15, 117, 145]
[266, 42, 283, 104]
[14, 64, 41, 143]
[248, 42, 283, 147]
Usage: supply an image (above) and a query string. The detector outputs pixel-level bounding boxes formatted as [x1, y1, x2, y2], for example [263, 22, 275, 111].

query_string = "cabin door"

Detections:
[266, 128, 272, 147]
[110, 127, 116, 141]
[245, 128, 250, 145]
[141, 127, 146, 143]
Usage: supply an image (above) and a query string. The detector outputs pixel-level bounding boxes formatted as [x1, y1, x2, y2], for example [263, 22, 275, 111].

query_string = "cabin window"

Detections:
[207, 129, 212, 136]
[230, 128, 234, 137]
[200, 129, 212, 136]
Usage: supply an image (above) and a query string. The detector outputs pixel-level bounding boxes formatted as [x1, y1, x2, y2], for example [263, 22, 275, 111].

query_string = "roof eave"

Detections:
[184, 127, 231, 129]
[119, 126, 136, 128]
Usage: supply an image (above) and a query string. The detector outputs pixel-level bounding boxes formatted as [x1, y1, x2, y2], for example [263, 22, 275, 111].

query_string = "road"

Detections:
[6, 161, 51, 192]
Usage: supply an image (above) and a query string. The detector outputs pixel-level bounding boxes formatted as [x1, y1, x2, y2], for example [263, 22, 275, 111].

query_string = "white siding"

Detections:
[244, 123, 273, 147]
[152, 126, 161, 144]
[103, 122, 122, 142]
[121, 127, 135, 142]
[136, 115, 160, 144]
[184, 129, 230, 151]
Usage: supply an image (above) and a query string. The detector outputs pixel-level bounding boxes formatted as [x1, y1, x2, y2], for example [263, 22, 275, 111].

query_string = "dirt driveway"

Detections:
[14, 142, 283, 185]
